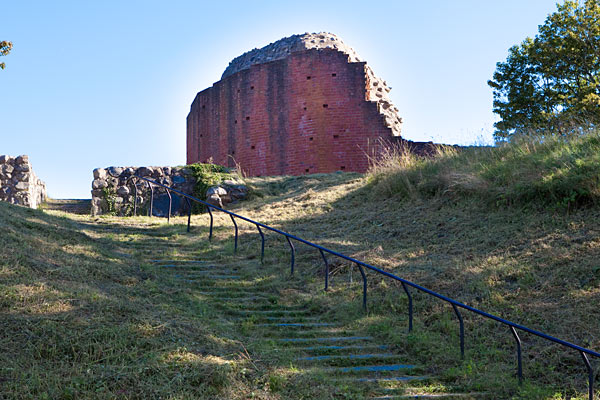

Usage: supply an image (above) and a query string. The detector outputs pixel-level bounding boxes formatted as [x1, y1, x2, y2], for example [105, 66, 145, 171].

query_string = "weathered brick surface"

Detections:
[187, 48, 399, 176]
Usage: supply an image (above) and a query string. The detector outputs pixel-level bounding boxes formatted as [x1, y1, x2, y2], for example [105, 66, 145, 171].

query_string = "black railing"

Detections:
[129, 175, 598, 399]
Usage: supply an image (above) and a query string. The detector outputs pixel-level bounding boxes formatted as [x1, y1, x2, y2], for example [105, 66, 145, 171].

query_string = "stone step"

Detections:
[177, 275, 241, 280]
[212, 296, 268, 301]
[297, 353, 398, 361]
[198, 291, 267, 297]
[371, 394, 479, 399]
[298, 344, 389, 352]
[175, 270, 241, 276]
[232, 309, 312, 315]
[355, 376, 427, 383]
[256, 316, 321, 322]
[278, 336, 373, 343]
[255, 322, 336, 328]
[150, 260, 207, 264]
[159, 264, 215, 269]
[328, 364, 415, 373]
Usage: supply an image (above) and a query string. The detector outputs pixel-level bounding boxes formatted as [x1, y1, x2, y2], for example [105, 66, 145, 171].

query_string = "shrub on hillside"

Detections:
[367, 133, 600, 210]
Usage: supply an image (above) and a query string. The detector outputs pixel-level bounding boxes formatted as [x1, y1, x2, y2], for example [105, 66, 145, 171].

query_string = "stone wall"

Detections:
[0, 155, 47, 208]
[187, 32, 403, 177]
[91, 166, 195, 216]
[91, 166, 247, 216]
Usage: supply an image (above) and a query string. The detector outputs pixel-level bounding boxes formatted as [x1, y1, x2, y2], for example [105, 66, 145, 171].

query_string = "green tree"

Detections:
[0, 41, 12, 70]
[489, 0, 600, 140]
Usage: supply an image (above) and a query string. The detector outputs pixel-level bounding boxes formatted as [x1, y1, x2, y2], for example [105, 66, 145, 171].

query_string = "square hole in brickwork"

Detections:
[250, 86, 254, 90]
[202, 105, 206, 109]
[200, 134, 203, 137]
[333, 135, 339, 139]
[305, 168, 309, 173]
[246, 116, 250, 120]
[322, 104, 328, 108]
[332, 73, 336, 77]
[231, 151, 235, 155]
[307, 76, 311, 80]
[309, 137, 313, 141]
[251, 145, 255, 149]
[303, 107, 307, 111]
[234, 120, 237, 124]
[340, 166, 345, 170]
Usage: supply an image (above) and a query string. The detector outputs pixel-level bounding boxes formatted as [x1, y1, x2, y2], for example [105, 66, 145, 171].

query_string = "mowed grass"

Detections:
[2, 134, 600, 399]
[0, 203, 267, 399]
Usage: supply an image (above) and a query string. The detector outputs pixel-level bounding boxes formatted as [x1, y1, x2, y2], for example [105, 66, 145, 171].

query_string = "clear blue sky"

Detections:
[2, 0, 559, 199]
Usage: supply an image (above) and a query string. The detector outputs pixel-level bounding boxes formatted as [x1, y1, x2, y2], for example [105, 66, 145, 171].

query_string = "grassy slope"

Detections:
[2, 135, 600, 399]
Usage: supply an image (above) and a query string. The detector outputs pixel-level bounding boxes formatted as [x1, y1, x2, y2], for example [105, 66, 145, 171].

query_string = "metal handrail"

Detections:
[132, 175, 598, 398]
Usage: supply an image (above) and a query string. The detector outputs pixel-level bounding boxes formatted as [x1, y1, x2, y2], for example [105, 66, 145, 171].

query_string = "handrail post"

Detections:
[451, 304, 465, 359]
[355, 263, 367, 312]
[147, 181, 154, 217]
[185, 198, 192, 232]
[132, 180, 138, 217]
[510, 326, 523, 383]
[400, 282, 413, 332]
[230, 214, 238, 253]
[320, 249, 329, 291]
[256, 224, 265, 263]
[206, 205, 213, 241]
[581, 351, 594, 400]
[166, 189, 172, 224]
[286, 236, 295, 275]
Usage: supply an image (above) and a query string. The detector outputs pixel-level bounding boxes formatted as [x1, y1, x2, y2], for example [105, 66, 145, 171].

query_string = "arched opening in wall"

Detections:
[235, 120, 238, 124]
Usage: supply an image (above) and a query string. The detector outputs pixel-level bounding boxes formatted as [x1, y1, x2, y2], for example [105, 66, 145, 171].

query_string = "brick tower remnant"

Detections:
[186, 32, 403, 176]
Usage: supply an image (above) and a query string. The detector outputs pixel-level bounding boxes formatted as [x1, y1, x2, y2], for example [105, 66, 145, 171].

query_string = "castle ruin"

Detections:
[186, 32, 405, 176]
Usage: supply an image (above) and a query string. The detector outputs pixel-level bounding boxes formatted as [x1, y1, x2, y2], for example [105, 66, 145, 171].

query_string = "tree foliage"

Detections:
[0, 41, 12, 70]
[489, 0, 600, 140]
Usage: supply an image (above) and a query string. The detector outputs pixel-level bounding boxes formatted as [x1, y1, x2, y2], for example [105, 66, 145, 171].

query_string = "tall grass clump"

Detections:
[367, 132, 600, 210]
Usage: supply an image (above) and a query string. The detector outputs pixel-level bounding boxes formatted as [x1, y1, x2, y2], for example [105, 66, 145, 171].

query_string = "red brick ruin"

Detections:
[187, 32, 412, 176]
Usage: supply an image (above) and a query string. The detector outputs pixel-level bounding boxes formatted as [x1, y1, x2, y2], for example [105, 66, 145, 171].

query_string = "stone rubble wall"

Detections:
[91, 166, 195, 216]
[221, 32, 402, 136]
[91, 166, 247, 216]
[0, 155, 47, 208]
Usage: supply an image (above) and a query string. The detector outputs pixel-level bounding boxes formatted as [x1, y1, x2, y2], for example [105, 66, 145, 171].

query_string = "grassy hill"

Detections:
[2, 134, 600, 399]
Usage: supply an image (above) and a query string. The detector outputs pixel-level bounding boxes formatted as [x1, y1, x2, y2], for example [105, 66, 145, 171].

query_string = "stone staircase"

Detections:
[125, 234, 480, 399]
[42, 198, 91, 214]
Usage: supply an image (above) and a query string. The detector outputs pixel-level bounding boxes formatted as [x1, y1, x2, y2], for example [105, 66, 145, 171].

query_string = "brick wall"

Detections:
[187, 49, 393, 176]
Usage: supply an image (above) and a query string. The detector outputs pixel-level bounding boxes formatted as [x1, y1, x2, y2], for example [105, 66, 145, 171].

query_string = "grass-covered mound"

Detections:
[367, 133, 600, 210]
[0, 203, 245, 398]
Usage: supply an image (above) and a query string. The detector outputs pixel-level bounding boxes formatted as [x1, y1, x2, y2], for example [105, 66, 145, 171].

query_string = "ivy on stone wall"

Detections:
[186, 163, 235, 199]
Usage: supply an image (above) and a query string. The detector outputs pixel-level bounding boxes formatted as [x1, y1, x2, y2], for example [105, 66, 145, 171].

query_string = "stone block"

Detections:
[108, 166, 123, 177]
[93, 168, 107, 180]
[15, 155, 28, 164]
[117, 186, 130, 196]
[15, 182, 29, 191]
[92, 179, 107, 189]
